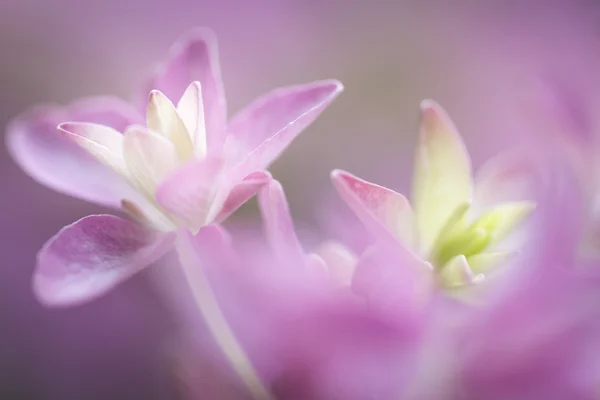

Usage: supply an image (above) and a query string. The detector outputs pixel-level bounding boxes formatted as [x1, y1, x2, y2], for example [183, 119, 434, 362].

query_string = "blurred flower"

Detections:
[5, 28, 342, 307]
[169, 154, 600, 399]
[332, 100, 535, 290]
[258, 179, 358, 286]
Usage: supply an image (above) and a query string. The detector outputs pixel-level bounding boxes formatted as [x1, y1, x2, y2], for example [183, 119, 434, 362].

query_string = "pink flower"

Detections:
[6, 28, 343, 307]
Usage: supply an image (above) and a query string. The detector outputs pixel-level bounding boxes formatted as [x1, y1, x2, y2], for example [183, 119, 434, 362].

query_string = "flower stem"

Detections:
[176, 238, 273, 400]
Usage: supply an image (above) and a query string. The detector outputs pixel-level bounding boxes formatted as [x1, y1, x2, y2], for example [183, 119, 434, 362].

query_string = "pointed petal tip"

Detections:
[313, 79, 344, 97]
[419, 99, 441, 112]
[330, 168, 349, 181]
[167, 28, 219, 62]
[57, 121, 114, 139]
[177, 27, 218, 44]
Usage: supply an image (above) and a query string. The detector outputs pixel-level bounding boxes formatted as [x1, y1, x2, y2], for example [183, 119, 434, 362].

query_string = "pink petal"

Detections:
[139, 28, 226, 148]
[155, 157, 225, 229]
[331, 169, 416, 249]
[6, 97, 143, 208]
[213, 171, 272, 223]
[351, 243, 432, 324]
[473, 150, 540, 213]
[227, 80, 343, 173]
[258, 180, 305, 265]
[34, 214, 176, 307]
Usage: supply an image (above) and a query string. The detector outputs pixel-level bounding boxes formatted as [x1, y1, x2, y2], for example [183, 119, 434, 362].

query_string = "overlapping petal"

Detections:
[6, 97, 143, 208]
[412, 100, 474, 254]
[140, 28, 226, 148]
[331, 169, 415, 248]
[258, 180, 305, 266]
[155, 156, 225, 230]
[34, 214, 176, 307]
[213, 171, 272, 223]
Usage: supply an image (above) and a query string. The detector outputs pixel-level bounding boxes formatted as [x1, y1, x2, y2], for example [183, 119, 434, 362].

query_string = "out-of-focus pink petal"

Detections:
[140, 28, 226, 148]
[352, 243, 432, 324]
[331, 169, 416, 249]
[258, 180, 305, 266]
[5, 97, 143, 208]
[213, 171, 272, 223]
[34, 214, 176, 307]
[316, 241, 358, 286]
[227, 80, 343, 173]
[155, 156, 224, 229]
[473, 150, 540, 213]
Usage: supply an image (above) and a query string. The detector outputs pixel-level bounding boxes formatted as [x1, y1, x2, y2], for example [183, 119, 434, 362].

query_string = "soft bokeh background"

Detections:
[1, 1, 599, 398]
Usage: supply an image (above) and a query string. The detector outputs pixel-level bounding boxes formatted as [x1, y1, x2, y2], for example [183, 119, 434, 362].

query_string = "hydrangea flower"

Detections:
[6, 28, 342, 306]
[332, 100, 535, 290]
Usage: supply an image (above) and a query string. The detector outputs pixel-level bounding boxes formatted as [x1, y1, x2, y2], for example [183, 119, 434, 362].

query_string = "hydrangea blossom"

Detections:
[6, 28, 342, 306]
[332, 100, 535, 290]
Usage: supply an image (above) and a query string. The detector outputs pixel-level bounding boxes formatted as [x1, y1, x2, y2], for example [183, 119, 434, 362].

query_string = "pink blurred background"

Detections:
[1, 1, 599, 398]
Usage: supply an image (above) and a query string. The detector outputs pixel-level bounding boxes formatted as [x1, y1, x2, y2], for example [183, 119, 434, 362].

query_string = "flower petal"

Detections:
[226, 80, 343, 172]
[155, 157, 224, 230]
[213, 171, 272, 223]
[471, 201, 536, 247]
[473, 150, 539, 213]
[331, 169, 415, 248]
[34, 214, 176, 307]
[438, 254, 482, 288]
[6, 97, 142, 208]
[146, 90, 194, 160]
[140, 28, 226, 148]
[57, 122, 128, 177]
[467, 251, 513, 276]
[351, 243, 432, 323]
[122, 125, 180, 197]
[258, 180, 305, 265]
[316, 241, 358, 286]
[412, 100, 474, 254]
[177, 81, 207, 157]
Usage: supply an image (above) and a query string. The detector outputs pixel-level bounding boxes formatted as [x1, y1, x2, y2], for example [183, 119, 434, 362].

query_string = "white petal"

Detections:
[57, 122, 127, 177]
[146, 90, 194, 160]
[122, 125, 180, 198]
[177, 81, 207, 158]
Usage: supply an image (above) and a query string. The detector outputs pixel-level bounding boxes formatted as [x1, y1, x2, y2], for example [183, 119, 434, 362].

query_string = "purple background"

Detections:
[1, 1, 599, 398]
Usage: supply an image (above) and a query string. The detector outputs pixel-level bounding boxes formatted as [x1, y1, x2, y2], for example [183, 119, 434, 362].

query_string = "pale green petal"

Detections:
[428, 201, 470, 257]
[412, 100, 474, 254]
[471, 201, 536, 246]
[467, 251, 513, 275]
[439, 255, 482, 288]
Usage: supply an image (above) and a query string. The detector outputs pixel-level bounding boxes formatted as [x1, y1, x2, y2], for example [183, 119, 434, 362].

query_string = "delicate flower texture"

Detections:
[6, 28, 343, 306]
[332, 100, 536, 290]
[169, 222, 421, 400]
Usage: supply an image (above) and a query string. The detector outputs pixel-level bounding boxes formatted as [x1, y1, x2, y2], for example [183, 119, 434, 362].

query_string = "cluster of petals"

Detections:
[7, 28, 342, 306]
[7, 27, 600, 400]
